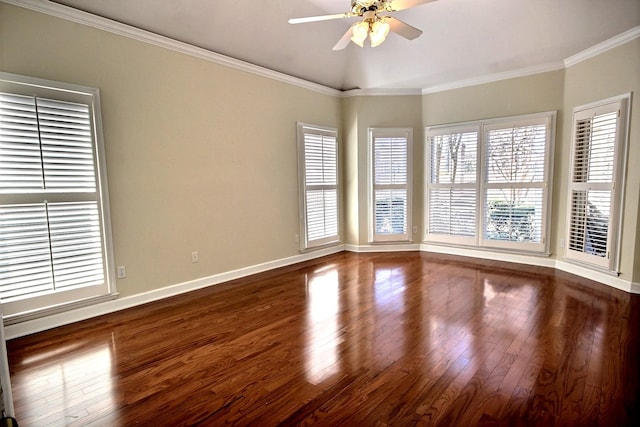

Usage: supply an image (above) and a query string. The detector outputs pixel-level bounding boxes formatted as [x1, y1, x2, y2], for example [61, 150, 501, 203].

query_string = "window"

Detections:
[0, 72, 115, 320]
[565, 94, 630, 271]
[297, 123, 340, 250]
[369, 128, 412, 242]
[427, 126, 478, 246]
[481, 117, 552, 252]
[426, 112, 555, 253]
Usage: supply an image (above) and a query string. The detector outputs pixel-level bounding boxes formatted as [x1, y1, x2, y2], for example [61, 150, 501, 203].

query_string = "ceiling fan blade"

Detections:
[288, 12, 354, 24]
[386, 16, 423, 40]
[332, 26, 355, 51]
[387, 0, 437, 12]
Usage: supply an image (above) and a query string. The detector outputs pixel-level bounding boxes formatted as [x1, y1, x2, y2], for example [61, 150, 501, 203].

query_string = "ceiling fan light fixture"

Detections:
[350, 21, 369, 47]
[369, 19, 390, 47]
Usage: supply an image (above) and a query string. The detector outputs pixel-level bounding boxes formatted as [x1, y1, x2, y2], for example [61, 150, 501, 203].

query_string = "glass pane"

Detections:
[0, 203, 54, 301]
[568, 190, 610, 257]
[374, 136, 407, 185]
[484, 188, 542, 243]
[375, 189, 407, 235]
[38, 98, 97, 192]
[48, 202, 105, 290]
[0, 92, 44, 192]
[573, 112, 617, 184]
[304, 133, 337, 186]
[430, 132, 477, 184]
[429, 189, 476, 237]
[306, 189, 338, 242]
[486, 125, 546, 184]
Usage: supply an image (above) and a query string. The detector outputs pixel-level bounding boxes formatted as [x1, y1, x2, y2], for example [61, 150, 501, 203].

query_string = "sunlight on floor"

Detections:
[305, 266, 340, 385]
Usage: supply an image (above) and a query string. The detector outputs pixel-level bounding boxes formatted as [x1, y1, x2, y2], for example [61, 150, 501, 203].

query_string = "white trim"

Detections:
[421, 61, 565, 95]
[420, 243, 556, 268]
[341, 88, 422, 97]
[4, 244, 345, 339]
[0, 71, 117, 317]
[0, 303, 15, 418]
[344, 243, 420, 252]
[420, 243, 636, 294]
[296, 122, 341, 251]
[564, 94, 631, 272]
[555, 260, 632, 293]
[368, 127, 413, 244]
[564, 26, 640, 67]
[5, 242, 639, 339]
[2, 1, 637, 96]
[0, 0, 341, 97]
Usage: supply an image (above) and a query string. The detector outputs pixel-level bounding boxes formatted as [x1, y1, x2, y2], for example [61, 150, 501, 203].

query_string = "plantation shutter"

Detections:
[481, 119, 549, 250]
[425, 112, 554, 253]
[299, 125, 339, 249]
[370, 129, 411, 242]
[566, 100, 624, 269]
[0, 75, 112, 319]
[427, 130, 478, 243]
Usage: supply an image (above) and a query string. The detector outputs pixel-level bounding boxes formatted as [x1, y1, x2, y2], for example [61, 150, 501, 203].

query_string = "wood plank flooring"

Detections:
[6, 251, 640, 426]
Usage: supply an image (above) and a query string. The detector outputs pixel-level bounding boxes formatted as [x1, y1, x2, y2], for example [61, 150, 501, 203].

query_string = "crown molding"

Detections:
[421, 26, 640, 95]
[340, 88, 423, 98]
[564, 26, 640, 68]
[421, 61, 566, 95]
[2, 1, 638, 98]
[1, 0, 342, 97]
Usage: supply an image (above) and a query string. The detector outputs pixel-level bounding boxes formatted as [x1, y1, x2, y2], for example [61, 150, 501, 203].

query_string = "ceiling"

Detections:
[49, 0, 640, 91]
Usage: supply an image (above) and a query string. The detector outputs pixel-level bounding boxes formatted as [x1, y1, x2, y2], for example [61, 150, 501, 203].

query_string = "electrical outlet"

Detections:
[413, 226, 418, 234]
[295, 234, 300, 243]
[191, 251, 199, 263]
[560, 238, 565, 248]
[117, 265, 126, 279]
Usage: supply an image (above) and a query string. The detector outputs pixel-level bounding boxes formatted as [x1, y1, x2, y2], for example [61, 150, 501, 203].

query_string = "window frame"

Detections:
[564, 94, 631, 272]
[368, 127, 413, 243]
[0, 71, 116, 320]
[296, 122, 341, 251]
[425, 111, 556, 254]
[479, 115, 555, 253]
[425, 124, 480, 246]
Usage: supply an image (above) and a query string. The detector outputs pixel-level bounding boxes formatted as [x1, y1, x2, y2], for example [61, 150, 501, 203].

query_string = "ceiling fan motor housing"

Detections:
[351, 0, 389, 15]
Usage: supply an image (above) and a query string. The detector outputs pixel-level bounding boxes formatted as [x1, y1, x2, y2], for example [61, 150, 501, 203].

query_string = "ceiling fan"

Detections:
[288, 0, 437, 50]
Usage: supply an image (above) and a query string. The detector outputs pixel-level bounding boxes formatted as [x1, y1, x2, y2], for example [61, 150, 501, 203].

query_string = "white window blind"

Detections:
[297, 124, 339, 250]
[0, 72, 114, 320]
[566, 96, 629, 270]
[481, 120, 549, 251]
[426, 129, 478, 244]
[369, 128, 412, 242]
[425, 112, 554, 253]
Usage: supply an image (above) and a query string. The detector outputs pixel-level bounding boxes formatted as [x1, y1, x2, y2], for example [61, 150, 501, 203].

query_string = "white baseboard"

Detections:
[420, 243, 556, 269]
[5, 242, 638, 339]
[421, 243, 635, 294]
[344, 243, 421, 252]
[554, 260, 632, 293]
[4, 245, 345, 340]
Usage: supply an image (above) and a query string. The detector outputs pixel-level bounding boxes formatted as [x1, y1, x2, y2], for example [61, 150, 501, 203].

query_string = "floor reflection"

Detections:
[374, 266, 406, 311]
[13, 337, 116, 425]
[304, 265, 340, 385]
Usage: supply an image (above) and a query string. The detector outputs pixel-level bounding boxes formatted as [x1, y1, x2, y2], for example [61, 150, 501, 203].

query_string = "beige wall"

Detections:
[341, 95, 423, 245]
[341, 96, 360, 245]
[1, 2, 638, 298]
[422, 71, 566, 255]
[0, 4, 342, 297]
[562, 39, 640, 282]
[421, 41, 640, 283]
[423, 71, 566, 126]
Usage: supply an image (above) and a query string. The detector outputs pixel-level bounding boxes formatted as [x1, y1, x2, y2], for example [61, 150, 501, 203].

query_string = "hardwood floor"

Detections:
[6, 251, 640, 426]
